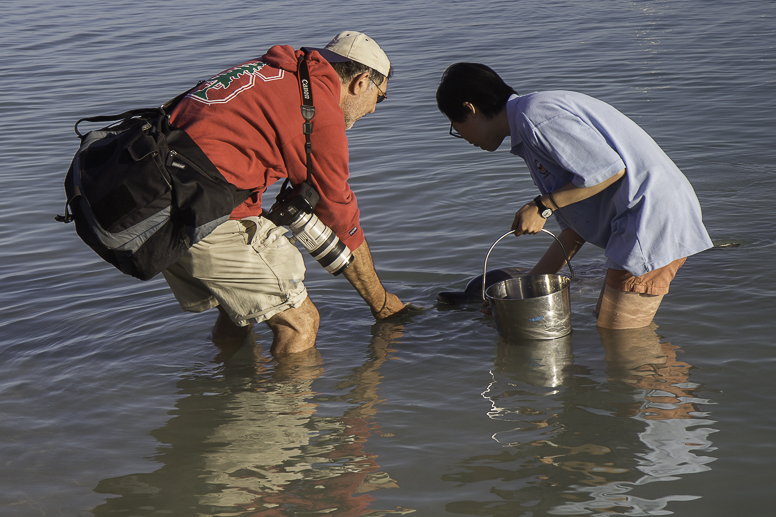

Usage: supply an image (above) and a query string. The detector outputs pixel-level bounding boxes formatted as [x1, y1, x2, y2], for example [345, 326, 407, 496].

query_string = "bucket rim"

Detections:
[484, 273, 571, 302]
[482, 229, 574, 301]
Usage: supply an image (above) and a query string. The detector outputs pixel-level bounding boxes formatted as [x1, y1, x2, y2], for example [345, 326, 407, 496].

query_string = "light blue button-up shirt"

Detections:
[507, 91, 712, 276]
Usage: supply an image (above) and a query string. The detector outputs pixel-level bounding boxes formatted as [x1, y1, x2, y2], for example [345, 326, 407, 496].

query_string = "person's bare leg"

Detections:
[596, 283, 664, 330]
[211, 305, 253, 359]
[595, 278, 607, 319]
[265, 296, 319, 356]
[213, 305, 252, 339]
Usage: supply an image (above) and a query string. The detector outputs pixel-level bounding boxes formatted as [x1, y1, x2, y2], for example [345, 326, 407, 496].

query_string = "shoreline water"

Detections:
[2, 0, 775, 515]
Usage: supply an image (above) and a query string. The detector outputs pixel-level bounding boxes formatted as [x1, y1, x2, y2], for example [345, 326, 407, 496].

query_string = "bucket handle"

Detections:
[482, 228, 574, 301]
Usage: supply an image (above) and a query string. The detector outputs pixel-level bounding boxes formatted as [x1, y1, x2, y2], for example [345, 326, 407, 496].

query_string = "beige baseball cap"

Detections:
[309, 31, 391, 77]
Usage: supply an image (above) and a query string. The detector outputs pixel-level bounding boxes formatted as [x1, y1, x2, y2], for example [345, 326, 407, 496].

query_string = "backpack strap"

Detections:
[58, 83, 206, 224]
[73, 85, 198, 138]
[54, 186, 79, 223]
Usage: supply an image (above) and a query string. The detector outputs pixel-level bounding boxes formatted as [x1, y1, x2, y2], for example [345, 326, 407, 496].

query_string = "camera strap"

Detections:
[274, 50, 315, 203]
[297, 52, 315, 186]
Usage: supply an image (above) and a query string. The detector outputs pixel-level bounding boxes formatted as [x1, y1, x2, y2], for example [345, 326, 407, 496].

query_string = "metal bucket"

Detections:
[483, 229, 574, 341]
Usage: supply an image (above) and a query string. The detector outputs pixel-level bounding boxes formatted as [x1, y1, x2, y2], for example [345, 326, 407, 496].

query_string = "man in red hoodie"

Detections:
[164, 31, 406, 355]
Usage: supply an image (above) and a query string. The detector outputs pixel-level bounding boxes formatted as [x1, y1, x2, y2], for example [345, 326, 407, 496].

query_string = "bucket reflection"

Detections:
[494, 333, 574, 388]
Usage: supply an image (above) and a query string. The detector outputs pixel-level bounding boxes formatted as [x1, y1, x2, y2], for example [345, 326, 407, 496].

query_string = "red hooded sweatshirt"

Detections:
[169, 45, 364, 251]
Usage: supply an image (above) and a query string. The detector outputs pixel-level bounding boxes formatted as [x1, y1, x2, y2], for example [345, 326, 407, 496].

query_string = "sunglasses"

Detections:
[449, 122, 463, 138]
[371, 77, 387, 103]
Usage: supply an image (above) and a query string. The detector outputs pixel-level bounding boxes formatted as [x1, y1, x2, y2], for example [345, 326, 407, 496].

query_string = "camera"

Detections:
[267, 182, 354, 276]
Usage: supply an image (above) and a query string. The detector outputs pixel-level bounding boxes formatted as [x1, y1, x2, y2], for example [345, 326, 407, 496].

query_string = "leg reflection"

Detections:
[545, 325, 716, 515]
[93, 323, 414, 516]
[599, 325, 717, 478]
[445, 325, 716, 516]
[600, 324, 702, 420]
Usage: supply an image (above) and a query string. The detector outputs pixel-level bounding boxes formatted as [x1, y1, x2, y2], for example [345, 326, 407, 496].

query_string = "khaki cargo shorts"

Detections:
[162, 216, 307, 326]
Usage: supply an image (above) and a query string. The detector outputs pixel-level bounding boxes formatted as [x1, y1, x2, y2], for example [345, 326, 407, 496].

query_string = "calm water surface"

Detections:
[2, 0, 775, 515]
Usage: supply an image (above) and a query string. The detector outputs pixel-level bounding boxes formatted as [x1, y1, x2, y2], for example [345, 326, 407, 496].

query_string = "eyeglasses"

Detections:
[449, 122, 463, 138]
[371, 78, 387, 103]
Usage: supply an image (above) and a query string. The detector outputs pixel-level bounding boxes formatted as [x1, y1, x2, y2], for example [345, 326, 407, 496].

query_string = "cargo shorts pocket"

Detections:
[250, 218, 306, 297]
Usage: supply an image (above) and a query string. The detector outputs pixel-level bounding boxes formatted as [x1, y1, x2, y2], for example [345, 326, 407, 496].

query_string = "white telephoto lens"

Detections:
[290, 213, 353, 275]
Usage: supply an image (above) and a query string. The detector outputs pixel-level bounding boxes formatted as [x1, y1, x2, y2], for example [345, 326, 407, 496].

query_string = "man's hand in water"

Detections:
[342, 240, 409, 320]
[372, 291, 408, 320]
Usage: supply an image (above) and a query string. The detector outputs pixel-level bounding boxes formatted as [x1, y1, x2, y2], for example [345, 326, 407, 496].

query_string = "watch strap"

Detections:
[534, 195, 553, 218]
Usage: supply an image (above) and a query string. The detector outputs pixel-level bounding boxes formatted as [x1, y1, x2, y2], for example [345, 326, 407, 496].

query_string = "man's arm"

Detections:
[511, 168, 626, 236]
[342, 240, 407, 319]
[529, 227, 586, 275]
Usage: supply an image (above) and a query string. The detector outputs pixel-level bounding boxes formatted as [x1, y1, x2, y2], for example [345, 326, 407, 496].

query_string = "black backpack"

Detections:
[56, 91, 250, 280]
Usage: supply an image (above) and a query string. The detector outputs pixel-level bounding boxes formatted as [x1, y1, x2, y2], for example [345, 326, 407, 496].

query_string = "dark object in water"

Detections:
[437, 267, 527, 305]
[712, 241, 743, 249]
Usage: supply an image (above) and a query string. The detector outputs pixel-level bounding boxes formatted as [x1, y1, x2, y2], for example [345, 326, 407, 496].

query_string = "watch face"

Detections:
[541, 208, 552, 218]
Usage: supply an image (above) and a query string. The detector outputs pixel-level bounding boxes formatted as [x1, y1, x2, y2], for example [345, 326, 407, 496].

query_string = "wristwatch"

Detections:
[534, 196, 553, 219]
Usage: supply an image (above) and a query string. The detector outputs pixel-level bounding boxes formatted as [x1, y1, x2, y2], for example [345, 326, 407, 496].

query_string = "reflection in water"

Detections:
[93, 323, 415, 516]
[445, 325, 717, 516]
[494, 334, 574, 389]
[483, 336, 573, 447]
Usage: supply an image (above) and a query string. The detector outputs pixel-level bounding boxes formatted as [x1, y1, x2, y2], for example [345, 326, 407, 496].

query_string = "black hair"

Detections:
[330, 60, 393, 86]
[436, 63, 517, 122]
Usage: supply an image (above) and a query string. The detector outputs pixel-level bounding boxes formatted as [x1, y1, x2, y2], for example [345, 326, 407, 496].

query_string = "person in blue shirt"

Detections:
[436, 63, 713, 329]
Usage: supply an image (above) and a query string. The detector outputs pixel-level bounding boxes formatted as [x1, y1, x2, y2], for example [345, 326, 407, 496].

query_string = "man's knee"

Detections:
[295, 297, 320, 338]
[266, 297, 319, 355]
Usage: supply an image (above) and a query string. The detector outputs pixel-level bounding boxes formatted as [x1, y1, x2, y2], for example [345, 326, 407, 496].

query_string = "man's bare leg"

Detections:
[213, 305, 252, 339]
[596, 283, 664, 330]
[265, 296, 320, 356]
[211, 305, 254, 360]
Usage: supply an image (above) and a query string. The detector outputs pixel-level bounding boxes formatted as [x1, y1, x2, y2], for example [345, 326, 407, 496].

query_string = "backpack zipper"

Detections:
[167, 149, 211, 177]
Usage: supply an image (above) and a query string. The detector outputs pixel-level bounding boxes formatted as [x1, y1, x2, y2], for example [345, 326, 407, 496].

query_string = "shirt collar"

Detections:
[506, 94, 522, 148]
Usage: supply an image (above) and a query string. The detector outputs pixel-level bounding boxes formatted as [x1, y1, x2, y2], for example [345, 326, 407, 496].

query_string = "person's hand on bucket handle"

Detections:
[511, 201, 547, 236]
